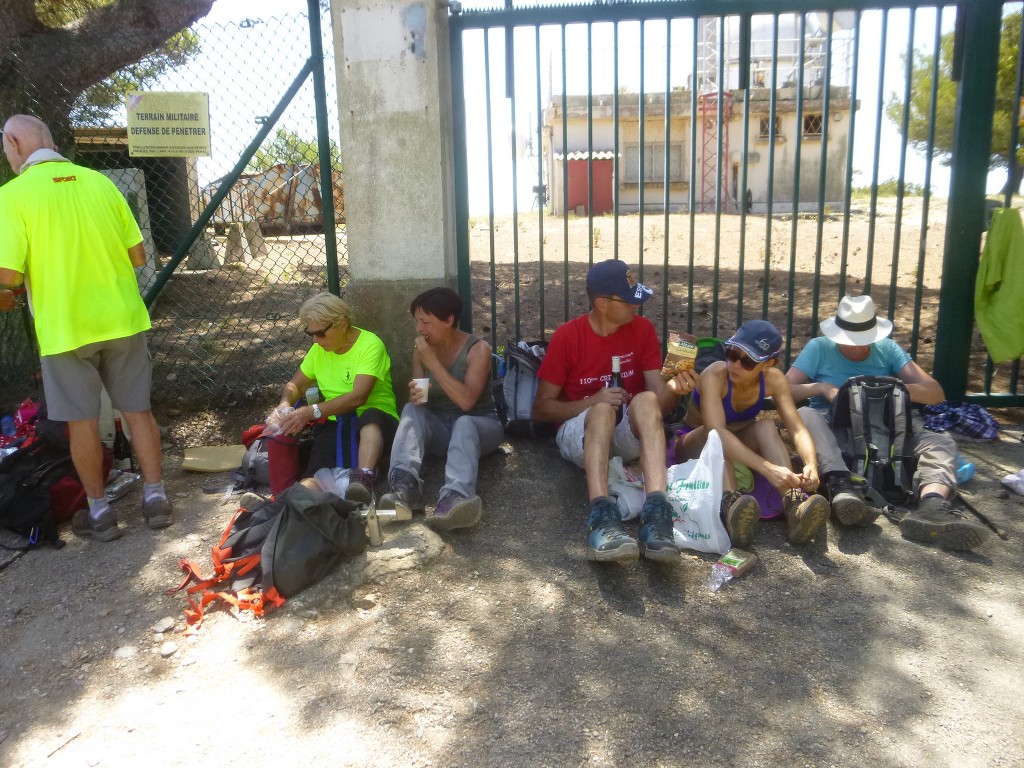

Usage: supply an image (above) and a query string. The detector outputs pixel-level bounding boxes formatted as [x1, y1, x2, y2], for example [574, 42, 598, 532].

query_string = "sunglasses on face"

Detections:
[725, 347, 761, 370]
[599, 295, 631, 305]
[304, 322, 335, 338]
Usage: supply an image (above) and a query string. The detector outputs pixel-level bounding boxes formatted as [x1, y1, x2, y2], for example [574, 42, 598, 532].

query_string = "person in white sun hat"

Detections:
[785, 294, 990, 551]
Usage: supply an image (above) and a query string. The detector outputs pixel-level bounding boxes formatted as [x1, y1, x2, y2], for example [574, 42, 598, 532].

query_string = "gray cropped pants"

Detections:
[388, 402, 504, 500]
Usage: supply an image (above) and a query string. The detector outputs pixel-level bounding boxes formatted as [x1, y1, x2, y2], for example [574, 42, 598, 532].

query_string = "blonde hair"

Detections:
[299, 292, 352, 328]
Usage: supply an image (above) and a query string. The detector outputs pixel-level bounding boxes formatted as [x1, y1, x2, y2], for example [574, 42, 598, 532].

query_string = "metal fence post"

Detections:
[933, 0, 1003, 400]
[308, 0, 340, 296]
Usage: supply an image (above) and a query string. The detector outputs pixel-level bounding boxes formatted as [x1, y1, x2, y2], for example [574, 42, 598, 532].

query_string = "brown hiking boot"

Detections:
[899, 495, 991, 551]
[720, 490, 760, 547]
[783, 489, 829, 545]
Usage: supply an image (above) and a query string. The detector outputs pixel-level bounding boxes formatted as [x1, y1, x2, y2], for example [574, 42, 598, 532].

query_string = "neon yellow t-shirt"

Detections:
[299, 327, 398, 420]
[0, 161, 149, 356]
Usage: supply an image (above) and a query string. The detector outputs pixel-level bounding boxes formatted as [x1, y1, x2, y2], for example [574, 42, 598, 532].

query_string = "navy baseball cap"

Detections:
[725, 319, 783, 362]
[586, 260, 653, 305]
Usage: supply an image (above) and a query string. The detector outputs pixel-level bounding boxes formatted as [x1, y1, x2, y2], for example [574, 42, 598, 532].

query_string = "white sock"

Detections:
[87, 497, 110, 522]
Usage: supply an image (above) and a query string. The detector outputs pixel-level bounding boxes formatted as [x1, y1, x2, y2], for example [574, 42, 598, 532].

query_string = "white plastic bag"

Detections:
[313, 467, 350, 496]
[667, 428, 729, 554]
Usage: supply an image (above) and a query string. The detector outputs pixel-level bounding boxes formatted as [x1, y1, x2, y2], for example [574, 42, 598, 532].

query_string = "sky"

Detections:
[172, 0, 1007, 212]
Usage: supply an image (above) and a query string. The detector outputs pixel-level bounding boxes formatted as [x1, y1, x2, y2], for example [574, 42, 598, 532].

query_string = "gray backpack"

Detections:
[234, 436, 271, 489]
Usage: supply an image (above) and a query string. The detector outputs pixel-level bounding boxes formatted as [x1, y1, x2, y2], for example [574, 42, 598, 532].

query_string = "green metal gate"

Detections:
[450, 0, 1021, 405]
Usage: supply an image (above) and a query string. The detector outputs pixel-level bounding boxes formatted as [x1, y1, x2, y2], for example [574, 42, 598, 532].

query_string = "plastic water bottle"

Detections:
[956, 453, 975, 485]
[1, 415, 15, 437]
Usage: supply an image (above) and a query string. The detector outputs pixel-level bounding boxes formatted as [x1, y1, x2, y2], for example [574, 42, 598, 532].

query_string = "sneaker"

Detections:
[899, 495, 992, 551]
[828, 476, 879, 526]
[637, 492, 680, 563]
[345, 468, 375, 505]
[72, 508, 123, 542]
[783, 489, 829, 545]
[586, 496, 639, 562]
[720, 490, 760, 547]
[142, 496, 173, 530]
[427, 491, 482, 531]
[379, 469, 424, 515]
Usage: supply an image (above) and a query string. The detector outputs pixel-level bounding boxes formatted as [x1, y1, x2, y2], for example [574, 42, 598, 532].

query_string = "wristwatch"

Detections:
[311, 403, 322, 419]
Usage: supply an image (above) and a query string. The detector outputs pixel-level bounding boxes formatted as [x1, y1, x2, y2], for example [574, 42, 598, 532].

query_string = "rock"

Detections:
[114, 646, 139, 659]
[353, 593, 379, 610]
[152, 616, 176, 634]
[160, 641, 178, 658]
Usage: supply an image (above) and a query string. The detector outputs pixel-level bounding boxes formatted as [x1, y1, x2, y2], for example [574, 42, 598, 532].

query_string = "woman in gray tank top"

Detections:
[379, 287, 504, 531]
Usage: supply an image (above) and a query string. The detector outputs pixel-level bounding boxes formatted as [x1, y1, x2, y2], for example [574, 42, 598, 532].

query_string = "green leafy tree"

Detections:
[0, 0, 214, 175]
[886, 12, 1022, 193]
[248, 128, 342, 173]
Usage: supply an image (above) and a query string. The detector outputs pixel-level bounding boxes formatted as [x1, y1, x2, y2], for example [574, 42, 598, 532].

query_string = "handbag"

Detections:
[666, 429, 729, 554]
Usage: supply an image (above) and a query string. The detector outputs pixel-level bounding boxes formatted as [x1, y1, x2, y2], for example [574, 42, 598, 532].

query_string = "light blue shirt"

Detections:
[791, 337, 912, 412]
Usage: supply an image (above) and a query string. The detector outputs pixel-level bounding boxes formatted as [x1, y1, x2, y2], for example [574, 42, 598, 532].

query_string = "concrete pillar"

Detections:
[223, 222, 253, 264]
[330, 0, 458, 393]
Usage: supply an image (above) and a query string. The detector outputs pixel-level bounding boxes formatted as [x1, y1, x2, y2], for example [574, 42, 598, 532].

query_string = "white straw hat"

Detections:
[820, 295, 893, 345]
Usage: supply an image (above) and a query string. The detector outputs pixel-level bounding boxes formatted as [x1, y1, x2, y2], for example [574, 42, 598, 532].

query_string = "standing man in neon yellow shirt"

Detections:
[0, 114, 171, 542]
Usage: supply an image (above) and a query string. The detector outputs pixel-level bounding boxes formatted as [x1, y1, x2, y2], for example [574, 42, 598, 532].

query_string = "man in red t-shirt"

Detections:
[534, 260, 698, 563]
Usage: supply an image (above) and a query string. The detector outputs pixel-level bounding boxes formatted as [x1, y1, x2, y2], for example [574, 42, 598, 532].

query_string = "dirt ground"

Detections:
[1, 407, 1023, 767]
[2, 198, 1024, 766]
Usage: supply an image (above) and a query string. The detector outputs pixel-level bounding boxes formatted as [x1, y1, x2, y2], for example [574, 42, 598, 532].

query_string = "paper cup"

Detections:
[413, 377, 430, 403]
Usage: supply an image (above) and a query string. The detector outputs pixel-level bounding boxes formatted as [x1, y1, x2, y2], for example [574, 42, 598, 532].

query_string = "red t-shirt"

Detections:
[538, 314, 662, 403]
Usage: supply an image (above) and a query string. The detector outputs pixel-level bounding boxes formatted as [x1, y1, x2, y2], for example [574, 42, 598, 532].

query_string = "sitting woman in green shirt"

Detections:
[272, 292, 399, 503]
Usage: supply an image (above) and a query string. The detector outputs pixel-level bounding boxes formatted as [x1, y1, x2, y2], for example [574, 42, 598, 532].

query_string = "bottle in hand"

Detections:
[113, 416, 135, 472]
[610, 355, 624, 423]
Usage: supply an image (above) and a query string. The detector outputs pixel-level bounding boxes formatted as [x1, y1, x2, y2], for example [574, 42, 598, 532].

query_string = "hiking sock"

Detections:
[144, 482, 167, 504]
[87, 497, 111, 522]
[920, 492, 944, 502]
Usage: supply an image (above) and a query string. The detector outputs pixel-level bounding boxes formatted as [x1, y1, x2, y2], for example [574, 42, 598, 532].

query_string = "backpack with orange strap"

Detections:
[168, 483, 367, 633]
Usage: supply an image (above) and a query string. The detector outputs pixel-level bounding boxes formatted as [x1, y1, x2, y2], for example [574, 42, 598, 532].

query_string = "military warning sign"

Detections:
[126, 92, 211, 157]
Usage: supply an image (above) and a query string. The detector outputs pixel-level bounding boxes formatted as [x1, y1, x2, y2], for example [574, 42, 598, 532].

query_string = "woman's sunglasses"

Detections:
[304, 321, 335, 338]
[725, 346, 761, 370]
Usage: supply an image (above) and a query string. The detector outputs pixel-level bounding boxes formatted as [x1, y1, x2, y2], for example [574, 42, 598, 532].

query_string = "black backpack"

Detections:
[829, 375, 917, 503]
[0, 438, 73, 550]
[168, 484, 367, 632]
[496, 341, 556, 439]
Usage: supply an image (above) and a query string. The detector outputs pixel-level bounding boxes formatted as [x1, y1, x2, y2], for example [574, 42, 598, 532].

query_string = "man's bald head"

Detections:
[2, 114, 57, 174]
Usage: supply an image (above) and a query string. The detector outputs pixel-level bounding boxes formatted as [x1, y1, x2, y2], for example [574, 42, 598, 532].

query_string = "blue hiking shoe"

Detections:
[638, 492, 681, 563]
[586, 496, 639, 562]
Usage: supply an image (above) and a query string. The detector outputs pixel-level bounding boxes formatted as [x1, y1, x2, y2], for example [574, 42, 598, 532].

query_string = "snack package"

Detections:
[662, 331, 699, 379]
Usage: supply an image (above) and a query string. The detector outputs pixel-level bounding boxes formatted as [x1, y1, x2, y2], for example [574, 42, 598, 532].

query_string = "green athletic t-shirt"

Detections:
[299, 327, 398, 420]
[0, 161, 149, 356]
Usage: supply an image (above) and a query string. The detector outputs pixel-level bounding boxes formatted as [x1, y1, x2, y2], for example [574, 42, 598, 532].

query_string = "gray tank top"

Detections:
[430, 335, 496, 417]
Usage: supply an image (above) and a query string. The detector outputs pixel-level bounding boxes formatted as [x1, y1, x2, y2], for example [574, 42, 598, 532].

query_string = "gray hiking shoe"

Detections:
[142, 496, 173, 530]
[586, 496, 639, 562]
[72, 508, 123, 542]
[899, 495, 991, 551]
[721, 490, 760, 547]
[637, 492, 681, 563]
[828, 476, 880, 526]
[427, 491, 482, 531]
[379, 469, 424, 515]
[783, 489, 829, 545]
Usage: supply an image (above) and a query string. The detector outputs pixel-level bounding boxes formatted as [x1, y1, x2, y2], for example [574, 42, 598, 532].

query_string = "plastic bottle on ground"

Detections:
[956, 453, 975, 485]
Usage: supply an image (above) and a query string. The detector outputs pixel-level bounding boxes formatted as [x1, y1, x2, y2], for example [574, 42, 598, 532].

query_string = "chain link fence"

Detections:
[0, 5, 346, 408]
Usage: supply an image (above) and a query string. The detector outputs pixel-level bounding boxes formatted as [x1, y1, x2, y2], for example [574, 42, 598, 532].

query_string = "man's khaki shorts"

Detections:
[41, 333, 153, 421]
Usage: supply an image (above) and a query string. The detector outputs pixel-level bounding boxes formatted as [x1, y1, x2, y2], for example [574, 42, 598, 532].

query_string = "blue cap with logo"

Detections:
[586, 259, 653, 305]
[726, 319, 783, 362]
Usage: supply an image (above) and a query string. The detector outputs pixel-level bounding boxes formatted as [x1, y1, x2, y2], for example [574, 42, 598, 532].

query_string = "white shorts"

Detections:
[555, 403, 642, 469]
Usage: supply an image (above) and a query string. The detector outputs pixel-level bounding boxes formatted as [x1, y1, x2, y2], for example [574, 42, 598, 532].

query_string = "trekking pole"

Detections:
[956, 491, 1009, 540]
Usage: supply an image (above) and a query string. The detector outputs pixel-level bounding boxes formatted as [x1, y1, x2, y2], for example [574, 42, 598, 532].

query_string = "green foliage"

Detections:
[886, 12, 1021, 170]
[248, 128, 342, 173]
[851, 178, 928, 197]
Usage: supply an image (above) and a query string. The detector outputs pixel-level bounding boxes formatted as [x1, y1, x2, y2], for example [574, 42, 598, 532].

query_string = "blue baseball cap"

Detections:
[586, 260, 653, 305]
[726, 319, 783, 362]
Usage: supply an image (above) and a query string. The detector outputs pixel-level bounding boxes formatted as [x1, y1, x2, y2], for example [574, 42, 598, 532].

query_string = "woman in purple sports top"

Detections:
[673, 319, 828, 548]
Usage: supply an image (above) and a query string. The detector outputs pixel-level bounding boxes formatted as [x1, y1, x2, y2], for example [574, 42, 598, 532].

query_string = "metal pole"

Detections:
[307, 0, 339, 296]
